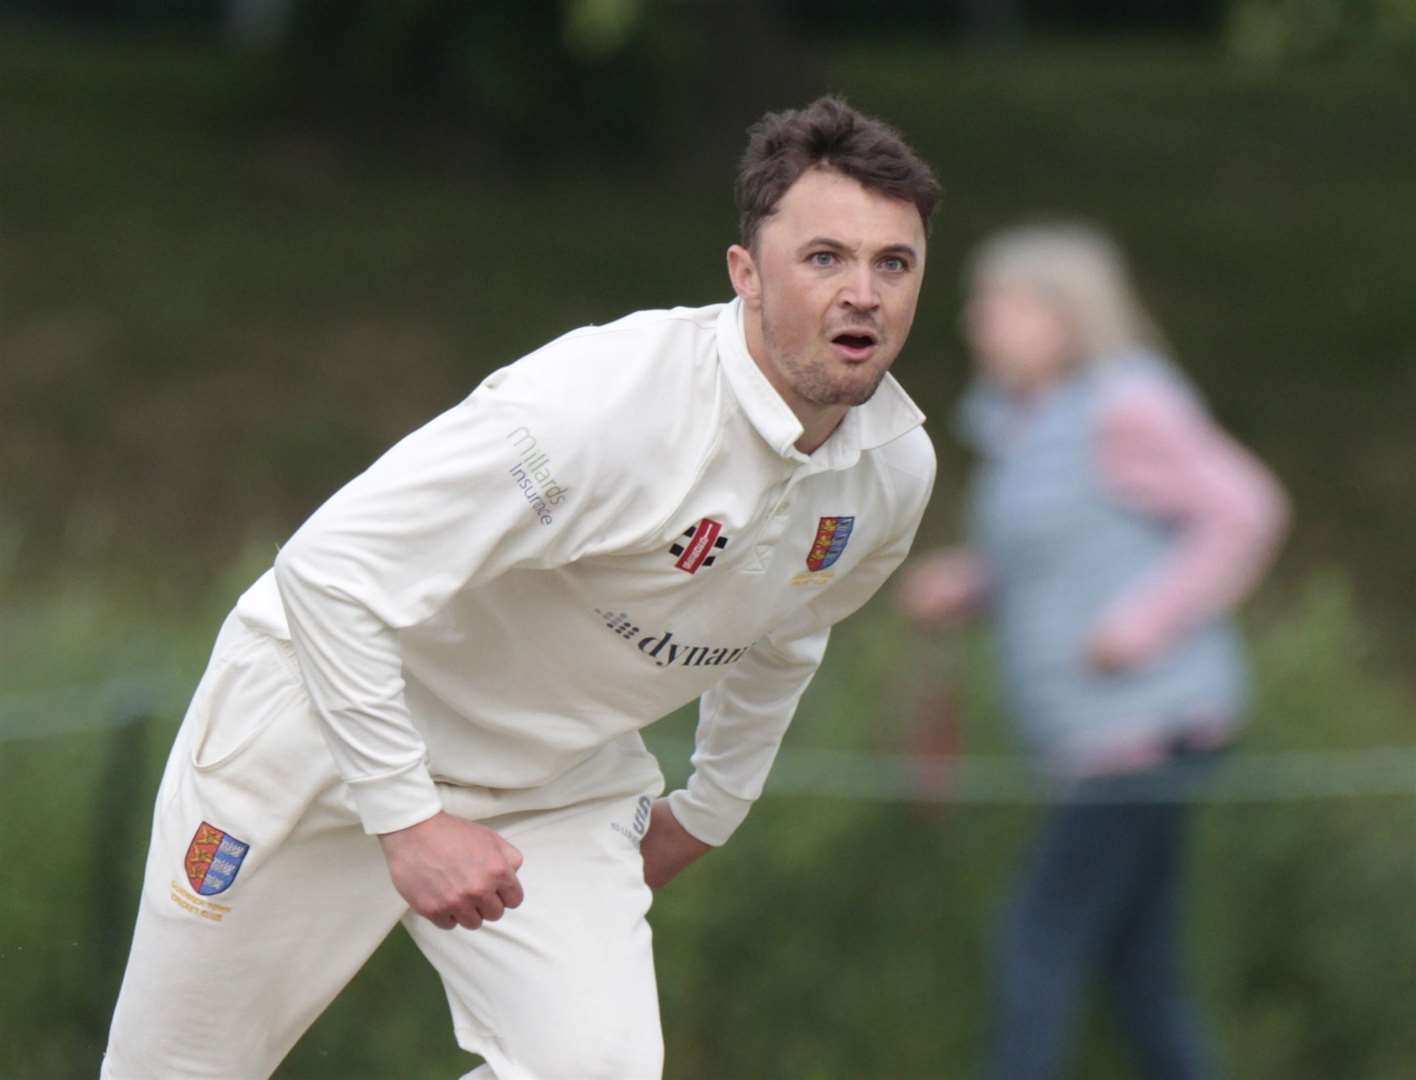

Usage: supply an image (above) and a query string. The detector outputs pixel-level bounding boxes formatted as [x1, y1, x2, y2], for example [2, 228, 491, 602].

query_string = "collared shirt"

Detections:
[238, 299, 936, 843]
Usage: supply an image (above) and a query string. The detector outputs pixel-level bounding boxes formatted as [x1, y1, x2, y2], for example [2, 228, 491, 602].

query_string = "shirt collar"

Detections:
[715, 298, 927, 467]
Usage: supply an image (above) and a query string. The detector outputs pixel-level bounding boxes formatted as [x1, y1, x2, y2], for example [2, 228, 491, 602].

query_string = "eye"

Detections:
[809, 251, 837, 268]
[879, 255, 910, 273]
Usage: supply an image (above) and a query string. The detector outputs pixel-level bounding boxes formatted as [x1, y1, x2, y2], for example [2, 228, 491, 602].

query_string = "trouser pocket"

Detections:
[188, 616, 308, 773]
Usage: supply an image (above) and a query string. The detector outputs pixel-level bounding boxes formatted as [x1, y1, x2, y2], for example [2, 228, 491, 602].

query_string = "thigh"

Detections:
[103, 616, 407, 1080]
[1000, 792, 1168, 972]
[1009, 799, 1125, 922]
[407, 790, 664, 1080]
[1103, 798, 1190, 970]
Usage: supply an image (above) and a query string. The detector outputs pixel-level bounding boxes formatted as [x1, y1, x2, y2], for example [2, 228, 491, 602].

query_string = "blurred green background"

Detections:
[2, 2, 1414, 1077]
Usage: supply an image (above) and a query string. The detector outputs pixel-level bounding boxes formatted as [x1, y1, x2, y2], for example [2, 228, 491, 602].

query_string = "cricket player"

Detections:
[102, 95, 941, 1079]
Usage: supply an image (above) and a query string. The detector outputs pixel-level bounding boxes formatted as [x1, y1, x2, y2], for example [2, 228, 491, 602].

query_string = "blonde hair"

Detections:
[969, 222, 1167, 366]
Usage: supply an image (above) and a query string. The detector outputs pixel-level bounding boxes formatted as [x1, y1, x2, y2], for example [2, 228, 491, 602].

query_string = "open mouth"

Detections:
[831, 332, 879, 359]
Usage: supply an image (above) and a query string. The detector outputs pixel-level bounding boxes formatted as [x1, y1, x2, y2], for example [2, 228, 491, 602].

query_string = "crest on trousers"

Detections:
[806, 516, 854, 572]
[184, 821, 250, 896]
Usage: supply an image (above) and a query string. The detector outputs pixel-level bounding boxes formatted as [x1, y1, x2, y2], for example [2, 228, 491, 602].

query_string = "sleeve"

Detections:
[274, 346, 673, 836]
[1090, 380, 1291, 664]
[667, 447, 936, 846]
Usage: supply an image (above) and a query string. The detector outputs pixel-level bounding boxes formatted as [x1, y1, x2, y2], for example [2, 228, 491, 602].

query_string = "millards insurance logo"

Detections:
[593, 608, 754, 669]
[506, 426, 568, 526]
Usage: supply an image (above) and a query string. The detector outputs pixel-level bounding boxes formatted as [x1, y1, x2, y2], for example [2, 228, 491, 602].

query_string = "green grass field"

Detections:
[4, 571, 1414, 1077]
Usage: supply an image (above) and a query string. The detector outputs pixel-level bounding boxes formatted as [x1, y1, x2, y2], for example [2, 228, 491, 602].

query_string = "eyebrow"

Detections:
[800, 237, 920, 261]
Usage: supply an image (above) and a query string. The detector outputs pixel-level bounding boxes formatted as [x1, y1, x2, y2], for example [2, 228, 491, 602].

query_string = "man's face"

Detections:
[729, 168, 927, 422]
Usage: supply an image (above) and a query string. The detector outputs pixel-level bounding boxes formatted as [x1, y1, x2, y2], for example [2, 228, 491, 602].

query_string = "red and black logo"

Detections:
[670, 517, 730, 574]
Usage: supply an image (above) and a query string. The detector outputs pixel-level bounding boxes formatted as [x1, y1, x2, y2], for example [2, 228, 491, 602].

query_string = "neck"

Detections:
[792, 408, 847, 455]
[1003, 362, 1072, 404]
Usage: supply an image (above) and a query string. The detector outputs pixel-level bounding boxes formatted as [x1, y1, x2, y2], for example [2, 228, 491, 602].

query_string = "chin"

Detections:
[825, 374, 886, 408]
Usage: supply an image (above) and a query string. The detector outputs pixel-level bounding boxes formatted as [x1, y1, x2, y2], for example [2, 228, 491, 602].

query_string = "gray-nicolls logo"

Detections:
[612, 795, 654, 846]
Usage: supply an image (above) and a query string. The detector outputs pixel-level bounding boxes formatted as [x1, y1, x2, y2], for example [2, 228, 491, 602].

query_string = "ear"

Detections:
[726, 244, 762, 308]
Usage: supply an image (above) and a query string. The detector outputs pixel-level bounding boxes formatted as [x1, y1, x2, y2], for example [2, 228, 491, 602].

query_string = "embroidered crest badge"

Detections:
[184, 821, 250, 897]
[670, 517, 730, 574]
[806, 516, 855, 572]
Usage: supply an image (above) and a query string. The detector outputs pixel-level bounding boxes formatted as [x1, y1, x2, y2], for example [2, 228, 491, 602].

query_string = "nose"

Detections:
[839, 262, 880, 312]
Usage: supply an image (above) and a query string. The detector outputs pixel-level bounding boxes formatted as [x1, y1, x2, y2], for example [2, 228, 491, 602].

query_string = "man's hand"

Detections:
[378, 811, 524, 931]
[640, 798, 711, 890]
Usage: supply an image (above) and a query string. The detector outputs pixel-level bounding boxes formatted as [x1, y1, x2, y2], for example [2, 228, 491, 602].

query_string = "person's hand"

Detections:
[1085, 617, 1156, 673]
[640, 798, 711, 890]
[378, 811, 524, 931]
[896, 548, 988, 627]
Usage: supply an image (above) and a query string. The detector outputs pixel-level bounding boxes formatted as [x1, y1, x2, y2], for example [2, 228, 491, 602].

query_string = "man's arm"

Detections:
[667, 449, 937, 852]
[640, 799, 713, 889]
[273, 394, 586, 838]
[272, 396, 562, 926]
[272, 341, 694, 923]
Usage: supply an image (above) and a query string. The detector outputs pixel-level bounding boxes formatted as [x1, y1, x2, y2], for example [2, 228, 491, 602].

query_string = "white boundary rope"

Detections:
[6, 677, 1415, 803]
[730, 744, 1416, 804]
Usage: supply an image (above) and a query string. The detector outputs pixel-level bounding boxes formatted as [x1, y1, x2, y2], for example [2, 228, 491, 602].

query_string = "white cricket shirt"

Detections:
[235, 300, 935, 844]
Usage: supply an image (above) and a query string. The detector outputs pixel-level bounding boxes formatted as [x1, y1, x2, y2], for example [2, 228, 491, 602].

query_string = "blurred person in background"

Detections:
[898, 222, 1288, 1080]
[101, 96, 939, 1080]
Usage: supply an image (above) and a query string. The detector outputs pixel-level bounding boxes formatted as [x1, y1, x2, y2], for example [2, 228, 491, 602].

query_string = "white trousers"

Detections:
[101, 614, 666, 1079]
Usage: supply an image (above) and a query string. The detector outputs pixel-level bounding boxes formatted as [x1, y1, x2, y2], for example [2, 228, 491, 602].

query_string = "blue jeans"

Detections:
[984, 759, 1221, 1080]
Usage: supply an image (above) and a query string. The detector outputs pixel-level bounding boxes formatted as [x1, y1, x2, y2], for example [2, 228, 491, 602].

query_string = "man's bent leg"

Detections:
[407, 789, 664, 1080]
[102, 615, 407, 1079]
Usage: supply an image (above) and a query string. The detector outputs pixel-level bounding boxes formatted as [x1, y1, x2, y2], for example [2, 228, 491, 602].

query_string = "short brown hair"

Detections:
[734, 96, 941, 251]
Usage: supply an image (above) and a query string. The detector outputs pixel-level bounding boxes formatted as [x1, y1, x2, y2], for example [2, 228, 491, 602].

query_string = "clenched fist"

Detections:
[378, 811, 524, 930]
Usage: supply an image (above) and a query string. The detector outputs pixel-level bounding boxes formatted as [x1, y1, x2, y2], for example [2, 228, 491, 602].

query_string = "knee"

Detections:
[576, 1026, 664, 1080]
[480, 1019, 663, 1080]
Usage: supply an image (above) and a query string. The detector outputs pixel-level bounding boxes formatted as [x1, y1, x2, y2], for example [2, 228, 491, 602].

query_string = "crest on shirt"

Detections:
[806, 516, 855, 572]
[670, 517, 730, 574]
[184, 821, 250, 897]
